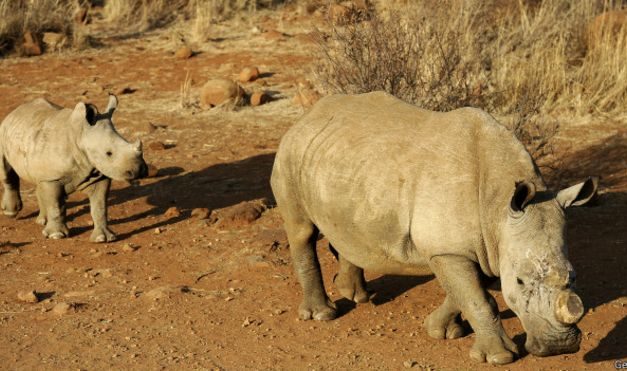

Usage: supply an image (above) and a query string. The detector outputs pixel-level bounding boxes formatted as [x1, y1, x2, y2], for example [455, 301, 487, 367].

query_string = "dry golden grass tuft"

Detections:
[0, 0, 76, 55]
[315, 0, 627, 160]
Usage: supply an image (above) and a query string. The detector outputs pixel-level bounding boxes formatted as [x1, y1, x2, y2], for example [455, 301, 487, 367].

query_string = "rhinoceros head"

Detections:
[498, 177, 597, 357]
[72, 95, 148, 181]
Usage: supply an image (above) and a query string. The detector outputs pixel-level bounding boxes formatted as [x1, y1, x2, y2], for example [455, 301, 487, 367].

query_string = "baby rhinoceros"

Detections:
[271, 92, 598, 365]
[0, 95, 148, 242]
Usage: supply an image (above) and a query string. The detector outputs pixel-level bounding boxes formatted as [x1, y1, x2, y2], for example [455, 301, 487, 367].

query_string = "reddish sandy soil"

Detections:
[0, 7, 625, 371]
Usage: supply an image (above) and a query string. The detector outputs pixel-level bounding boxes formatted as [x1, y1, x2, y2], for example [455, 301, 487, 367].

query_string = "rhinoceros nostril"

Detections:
[124, 170, 134, 179]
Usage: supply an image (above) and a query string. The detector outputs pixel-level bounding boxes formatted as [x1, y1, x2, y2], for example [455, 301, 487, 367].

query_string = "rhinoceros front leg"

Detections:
[429, 255, 518, 365]
[38, 181, 69, 239]
[333, 252, 370, 303]
[286, 220, 337, 320]
[0, 160, 22, 217]
[83, 178, 116, 243]
[424, 295, 465, 340]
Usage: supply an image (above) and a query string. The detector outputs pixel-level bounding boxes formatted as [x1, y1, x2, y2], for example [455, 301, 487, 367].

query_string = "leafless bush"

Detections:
[315, 0, 627, 161]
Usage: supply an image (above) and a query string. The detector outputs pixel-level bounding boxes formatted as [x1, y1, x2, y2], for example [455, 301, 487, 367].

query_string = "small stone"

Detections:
[154, 227, 162, 234]
[147, 164, 159, 177]
[403, 360, 417, 368]
[52, 302, 73, 315]
[123, 243, 139, 252]
[261, 30, 285, 40]
[293, 88, 321, 108]
[22, 31, 42, 57]
[250, 91, 268, 106]
[174, 46, 193, 59]
[164, 206, 180, 218]
[191, 208, 210, 219]
[148, 141, 166, 151]
[42, 32, 67, 51]
[17, 290, 39, 303]
[239, 66, 260, 82]
[200, 78, 245, 108]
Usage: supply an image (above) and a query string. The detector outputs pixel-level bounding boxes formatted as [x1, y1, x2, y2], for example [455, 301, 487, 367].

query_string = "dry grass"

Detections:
[0, 0, 76, 55]
[103, 0, 188, 33]
[315, 0, 627, 161]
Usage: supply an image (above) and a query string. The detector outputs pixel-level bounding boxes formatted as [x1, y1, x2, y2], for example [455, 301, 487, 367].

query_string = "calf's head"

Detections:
[498, 177, 598, 357]
[72, 95, 148, 181]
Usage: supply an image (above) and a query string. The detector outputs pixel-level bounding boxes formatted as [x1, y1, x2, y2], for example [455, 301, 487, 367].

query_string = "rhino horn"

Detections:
[554, 290, 584, 325]
[106, 94, 118, 114]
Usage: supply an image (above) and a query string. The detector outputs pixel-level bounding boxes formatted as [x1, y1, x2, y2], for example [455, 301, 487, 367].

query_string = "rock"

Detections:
[239, 66, 260, 82]
[191, 208, 210, 219]
[293, 88, 321, 108]
[144, 122, 158, 133]
[164, 206, 181, 218]
[216, 199, 268, 226]
[17, 290, 39, 303]
[403, 360, 417, 368]
[586, 9, 627, 51]
[52, 302, 74, 315]
[148, 141, 166, 151]
[22, 31, 42, 57]
[154, 227, 162, 234]
[200, 78, 245, 108]
[122, 243, 139, 252]
[174, 46, 193, 59]
[261, 30, 285, 41]
[146, 164, 159, 177]
[250, 91, 268, 106]
[42, 32, 67, 52]
[144, 285, 185, 301]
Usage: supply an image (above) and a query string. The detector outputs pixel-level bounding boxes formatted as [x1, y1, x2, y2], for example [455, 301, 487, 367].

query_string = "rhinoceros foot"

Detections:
[469, 331, 518, 365]
[1, 193, 22, 218]
[90, 227, 116, 243]
[333, 272, 370, 303]
[42, 223, 69, 240]
[298, 298, 337, 321]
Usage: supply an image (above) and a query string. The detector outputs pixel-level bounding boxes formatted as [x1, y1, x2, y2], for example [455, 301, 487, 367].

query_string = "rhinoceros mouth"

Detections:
[525, 325, 582, 356]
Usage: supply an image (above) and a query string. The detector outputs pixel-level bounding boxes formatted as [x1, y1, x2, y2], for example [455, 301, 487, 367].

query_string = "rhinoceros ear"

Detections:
[72, 102, 98, 126]
[556, 177, 598, 208]
[510, 181, 536, 212]
[106, 94, 118, 115]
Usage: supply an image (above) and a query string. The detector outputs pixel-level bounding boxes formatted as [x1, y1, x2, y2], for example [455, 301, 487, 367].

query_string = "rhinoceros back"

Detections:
[0, 98, 76, 183]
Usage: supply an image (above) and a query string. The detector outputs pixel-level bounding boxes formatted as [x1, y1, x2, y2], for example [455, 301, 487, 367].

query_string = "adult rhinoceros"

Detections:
[270, 92, 597, 365]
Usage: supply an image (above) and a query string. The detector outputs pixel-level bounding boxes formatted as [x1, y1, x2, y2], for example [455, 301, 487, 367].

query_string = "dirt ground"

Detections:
[0, 8, 625, 371]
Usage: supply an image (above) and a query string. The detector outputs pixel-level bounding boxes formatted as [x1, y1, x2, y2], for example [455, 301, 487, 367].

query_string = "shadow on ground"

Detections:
[60, 153, 276, 240]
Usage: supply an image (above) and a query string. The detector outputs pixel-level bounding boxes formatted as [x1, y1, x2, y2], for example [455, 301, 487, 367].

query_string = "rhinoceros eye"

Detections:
[106, 151, 112, 157]
[517, 277, 525, 286]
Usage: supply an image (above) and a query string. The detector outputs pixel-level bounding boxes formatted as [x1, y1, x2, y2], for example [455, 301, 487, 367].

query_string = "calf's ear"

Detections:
[106, 94, 118, 115]
[556, 177, 599, 208]
[72, 102, 98, 126]
[510, 180, 536, 212]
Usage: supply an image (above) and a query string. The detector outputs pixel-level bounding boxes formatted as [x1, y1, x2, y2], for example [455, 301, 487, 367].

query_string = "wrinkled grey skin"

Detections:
[271, 92, 598, 365]
[0, 95, 148, 242]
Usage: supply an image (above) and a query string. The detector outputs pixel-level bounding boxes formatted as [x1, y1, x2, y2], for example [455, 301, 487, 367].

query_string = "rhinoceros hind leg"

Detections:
[35, 185, 47, 225]
[0, 160, 22, 217]
[333, 251, 370, 303]
[424, 295, 464, 339]
[285, 219, 337, 321]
